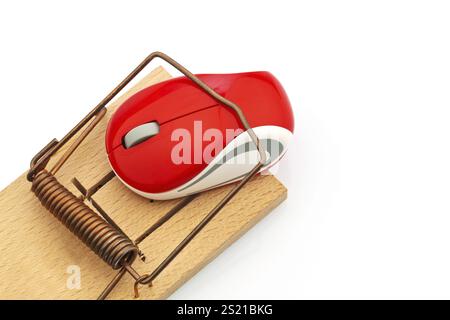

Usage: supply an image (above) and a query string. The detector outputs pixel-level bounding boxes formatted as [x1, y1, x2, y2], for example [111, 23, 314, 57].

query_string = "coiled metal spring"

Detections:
[31, 170, 138, 270]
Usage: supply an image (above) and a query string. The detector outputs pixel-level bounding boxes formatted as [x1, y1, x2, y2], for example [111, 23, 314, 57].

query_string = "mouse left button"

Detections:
[122, 122, 160, 149]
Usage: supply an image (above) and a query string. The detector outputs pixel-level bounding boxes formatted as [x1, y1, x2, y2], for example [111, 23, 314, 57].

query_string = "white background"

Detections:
[1, 1, 450, 299]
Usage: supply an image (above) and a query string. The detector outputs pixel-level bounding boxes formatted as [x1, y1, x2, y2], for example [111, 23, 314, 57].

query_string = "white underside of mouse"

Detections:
[113, 125, 293, 200]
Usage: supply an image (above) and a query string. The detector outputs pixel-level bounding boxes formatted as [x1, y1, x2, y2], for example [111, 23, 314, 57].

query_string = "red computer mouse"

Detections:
[105, 71, 294, 200]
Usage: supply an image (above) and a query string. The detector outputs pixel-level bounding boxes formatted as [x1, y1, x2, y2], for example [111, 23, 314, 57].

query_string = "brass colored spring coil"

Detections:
[31, 170, 138, 269]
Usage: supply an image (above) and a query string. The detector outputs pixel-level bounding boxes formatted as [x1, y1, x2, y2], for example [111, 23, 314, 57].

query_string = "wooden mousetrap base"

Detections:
[0, 67, 287, 299]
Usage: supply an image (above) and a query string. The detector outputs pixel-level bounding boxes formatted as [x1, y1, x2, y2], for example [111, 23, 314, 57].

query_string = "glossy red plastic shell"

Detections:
[106, 71, 294, 194]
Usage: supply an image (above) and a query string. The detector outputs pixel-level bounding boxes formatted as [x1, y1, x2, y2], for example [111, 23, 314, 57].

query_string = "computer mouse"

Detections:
[105, 71, 294, 200]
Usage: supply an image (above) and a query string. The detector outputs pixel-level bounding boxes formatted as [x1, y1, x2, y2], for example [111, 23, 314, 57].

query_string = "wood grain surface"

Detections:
[0, 67, 287, 299]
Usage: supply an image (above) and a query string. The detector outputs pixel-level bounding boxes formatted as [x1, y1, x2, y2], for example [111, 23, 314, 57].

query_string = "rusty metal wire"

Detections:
[31, 170, 138, 269]
[27, 52, 267, 299]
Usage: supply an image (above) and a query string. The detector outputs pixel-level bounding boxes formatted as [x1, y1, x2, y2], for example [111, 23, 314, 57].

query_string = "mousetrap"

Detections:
[0, 53, 287, 299]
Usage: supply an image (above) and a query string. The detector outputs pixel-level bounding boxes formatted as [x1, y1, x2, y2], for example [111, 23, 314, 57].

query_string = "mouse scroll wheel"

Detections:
[123, 121, 160, 149]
